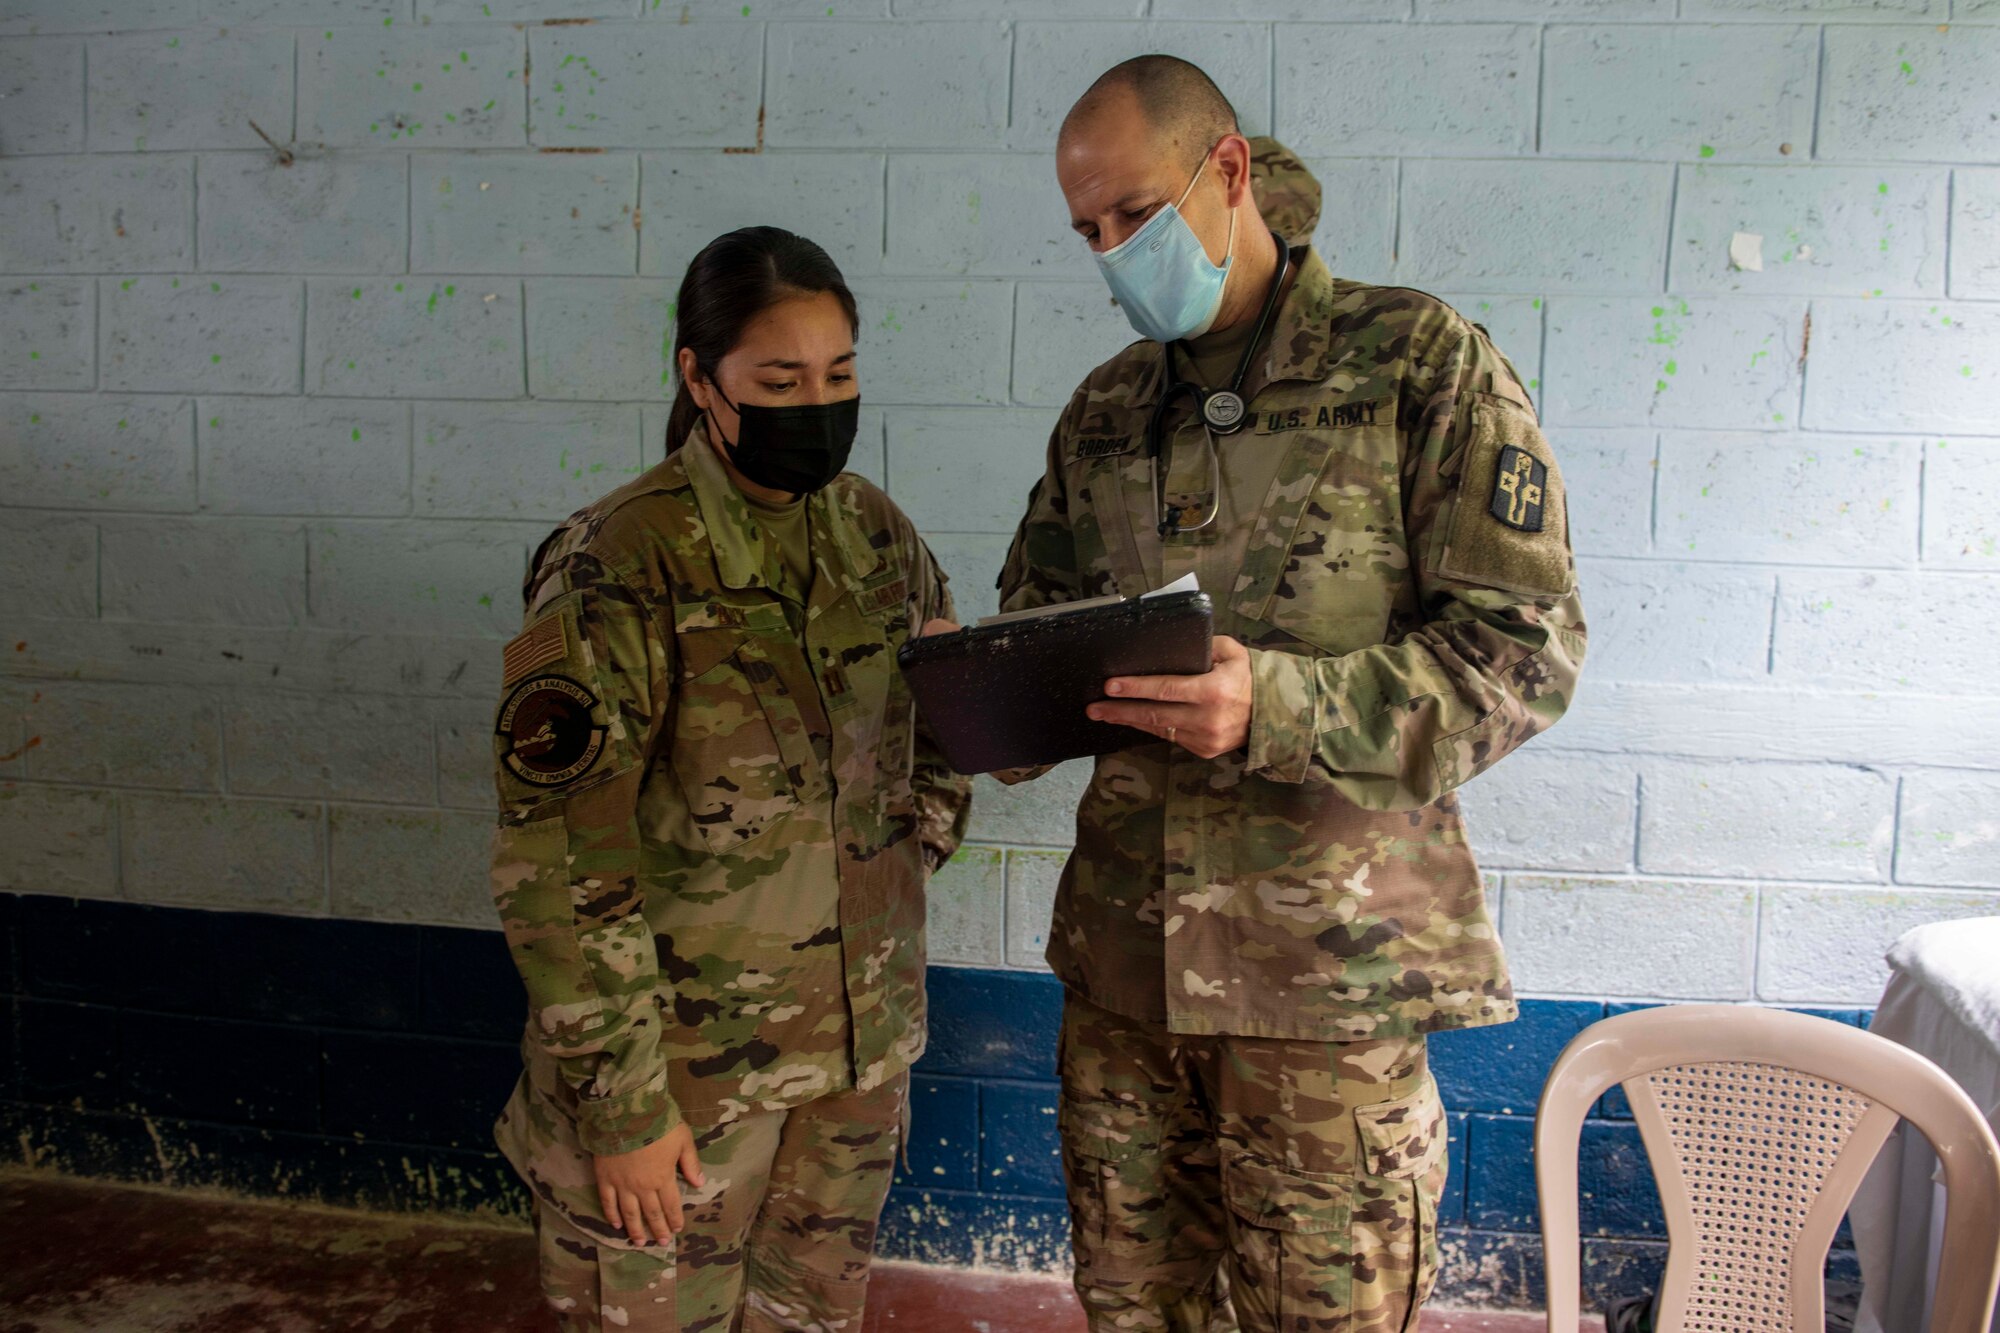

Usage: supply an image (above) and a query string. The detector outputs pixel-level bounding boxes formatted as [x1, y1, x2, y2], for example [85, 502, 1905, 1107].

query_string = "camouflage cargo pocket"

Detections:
[1219, 1147, 1351, 1327]
[668, 618, 814, 854]
[1353, 1074, 1449, 1330]
[1057, 1096, 1165, 1263]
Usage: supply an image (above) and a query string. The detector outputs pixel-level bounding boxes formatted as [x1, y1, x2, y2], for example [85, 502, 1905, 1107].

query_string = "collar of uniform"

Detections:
[1132, 243, 1337, 406]
[681, 417, 776, 593]
[806, 475, 886, 596]
[682, 416, 885, 599]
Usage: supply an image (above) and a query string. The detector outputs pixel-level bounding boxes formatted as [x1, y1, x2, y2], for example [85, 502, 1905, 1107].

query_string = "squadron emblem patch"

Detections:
[1489, 444, 1547, 533]
[497, 674, 606, 787]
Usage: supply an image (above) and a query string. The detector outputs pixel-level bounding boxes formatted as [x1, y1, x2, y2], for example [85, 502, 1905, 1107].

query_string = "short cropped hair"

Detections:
[1061, 54, 1240, 170]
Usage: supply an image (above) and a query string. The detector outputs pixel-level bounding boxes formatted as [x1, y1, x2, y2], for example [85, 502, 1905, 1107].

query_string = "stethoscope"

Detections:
[1145, 232, 1293, 538]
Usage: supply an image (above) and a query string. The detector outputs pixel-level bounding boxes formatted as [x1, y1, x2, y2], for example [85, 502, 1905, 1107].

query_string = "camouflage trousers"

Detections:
[527, 1072, 907, 1333]
[1057, 989, 1448, 1333]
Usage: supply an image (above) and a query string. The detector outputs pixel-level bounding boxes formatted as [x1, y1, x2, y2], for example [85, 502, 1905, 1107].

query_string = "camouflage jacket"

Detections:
[999, 147, 1587, 1042]
[490, 423, 970, 1166]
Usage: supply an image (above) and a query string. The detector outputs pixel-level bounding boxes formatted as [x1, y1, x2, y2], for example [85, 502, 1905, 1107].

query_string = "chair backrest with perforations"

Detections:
[1535, 1005, 2000, 1333]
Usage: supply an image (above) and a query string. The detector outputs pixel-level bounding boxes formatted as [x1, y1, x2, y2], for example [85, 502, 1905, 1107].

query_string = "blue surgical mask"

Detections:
[1094, 150, 1237, 345]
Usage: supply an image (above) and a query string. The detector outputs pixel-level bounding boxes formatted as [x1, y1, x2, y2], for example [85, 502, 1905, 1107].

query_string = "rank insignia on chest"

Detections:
[498, 674, 607, 787]
[1490, 444, 1547, 533]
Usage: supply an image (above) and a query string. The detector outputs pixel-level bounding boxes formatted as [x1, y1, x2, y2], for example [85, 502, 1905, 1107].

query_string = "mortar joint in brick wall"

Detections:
[1889, 772, 1905, 884]
[1629, 771, 1644, 874]
[1764, 571, 1780, 675]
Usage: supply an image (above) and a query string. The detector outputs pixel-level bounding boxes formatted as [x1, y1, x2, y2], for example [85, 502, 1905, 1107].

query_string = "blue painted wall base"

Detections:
[0, 895, 1867, 1311]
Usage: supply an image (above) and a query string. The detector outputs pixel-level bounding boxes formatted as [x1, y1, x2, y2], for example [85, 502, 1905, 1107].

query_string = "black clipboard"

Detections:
[896, 590, 1214, 775]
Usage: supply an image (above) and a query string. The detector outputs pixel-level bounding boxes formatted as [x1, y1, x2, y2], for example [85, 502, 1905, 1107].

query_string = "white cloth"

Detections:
[1852, 918, 2000, 1333]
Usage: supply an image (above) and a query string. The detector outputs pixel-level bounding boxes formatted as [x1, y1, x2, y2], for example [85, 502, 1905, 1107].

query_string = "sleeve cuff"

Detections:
[1245, 646, 1319, 785]
[574, 1067, 682, 1157]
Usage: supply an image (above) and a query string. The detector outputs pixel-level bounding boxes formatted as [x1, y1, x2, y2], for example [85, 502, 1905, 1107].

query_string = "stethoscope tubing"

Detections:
[1145, 232, 1294, 538]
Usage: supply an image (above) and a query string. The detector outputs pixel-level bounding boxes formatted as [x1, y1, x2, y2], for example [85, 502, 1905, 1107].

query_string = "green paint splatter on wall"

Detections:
[1698, 145, 1715, 159]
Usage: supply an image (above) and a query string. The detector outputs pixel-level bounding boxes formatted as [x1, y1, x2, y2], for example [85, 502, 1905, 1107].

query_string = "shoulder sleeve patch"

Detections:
[1488, 443, 1547, 533]
[502, 613, 567, 687]
[1434, 396, 1573, 599]
[497, 674, 607, 788]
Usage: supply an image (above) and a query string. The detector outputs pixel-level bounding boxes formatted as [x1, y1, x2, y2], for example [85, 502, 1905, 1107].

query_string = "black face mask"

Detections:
[707, 381, 858, 497]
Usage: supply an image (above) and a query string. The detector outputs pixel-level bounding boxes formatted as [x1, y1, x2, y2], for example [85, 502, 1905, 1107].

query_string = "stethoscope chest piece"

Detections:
[1200, 389, 1248, 434]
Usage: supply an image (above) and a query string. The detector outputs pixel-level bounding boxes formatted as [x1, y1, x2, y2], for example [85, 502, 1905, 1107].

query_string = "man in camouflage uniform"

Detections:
[1000, 59, 1588, 1331]
[490, 414, 970, 1331]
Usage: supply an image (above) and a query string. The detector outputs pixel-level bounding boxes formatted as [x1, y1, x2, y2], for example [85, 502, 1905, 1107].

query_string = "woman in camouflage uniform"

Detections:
[488, 227, 972, 1333]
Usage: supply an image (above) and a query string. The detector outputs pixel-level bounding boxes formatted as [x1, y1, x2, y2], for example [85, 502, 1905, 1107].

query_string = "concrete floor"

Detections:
[0, 1172, 1587, 1332]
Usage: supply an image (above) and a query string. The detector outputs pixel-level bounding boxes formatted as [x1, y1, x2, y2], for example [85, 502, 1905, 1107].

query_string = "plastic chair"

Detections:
[1536, 1004, 2000, 1333]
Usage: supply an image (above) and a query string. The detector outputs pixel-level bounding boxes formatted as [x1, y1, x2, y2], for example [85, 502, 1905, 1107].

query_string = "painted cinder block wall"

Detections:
[1, 0, 1998, 1307]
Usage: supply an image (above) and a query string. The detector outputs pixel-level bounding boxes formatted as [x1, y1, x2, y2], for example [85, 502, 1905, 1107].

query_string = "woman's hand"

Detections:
[920, 617, 960, 637]
[592, 1123, 705, 1245]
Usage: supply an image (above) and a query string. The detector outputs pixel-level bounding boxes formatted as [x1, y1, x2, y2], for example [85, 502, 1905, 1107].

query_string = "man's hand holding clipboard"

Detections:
[919, 615, 1251, 759]
[897, 580, 1224, 775]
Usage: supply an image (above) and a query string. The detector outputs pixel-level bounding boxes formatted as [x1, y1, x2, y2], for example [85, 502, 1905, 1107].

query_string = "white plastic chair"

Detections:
[1536, 1004, 2000, 1333]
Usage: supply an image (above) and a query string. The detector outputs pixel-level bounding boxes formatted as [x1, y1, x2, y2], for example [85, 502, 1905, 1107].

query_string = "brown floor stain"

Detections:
[0, 1172, 1585, 1332]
